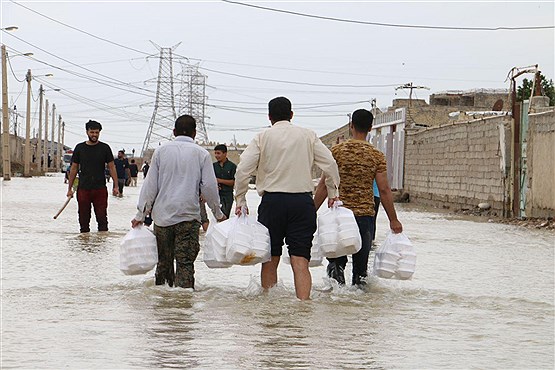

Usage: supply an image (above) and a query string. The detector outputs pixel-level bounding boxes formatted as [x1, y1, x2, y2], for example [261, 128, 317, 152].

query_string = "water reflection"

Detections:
[2, 176, 554, 369]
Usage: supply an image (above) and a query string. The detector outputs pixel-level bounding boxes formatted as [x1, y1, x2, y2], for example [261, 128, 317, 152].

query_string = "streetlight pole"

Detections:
[56, 114, 61, 172]
[43, 99, 48, 172]
[1, 44, 11, 180]
[24, 69, 32, 177]
[37, 85, 43, 174]
[50, 103, 55, 171]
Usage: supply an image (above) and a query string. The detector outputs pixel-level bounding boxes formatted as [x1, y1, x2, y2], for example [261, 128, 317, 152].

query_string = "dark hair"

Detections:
[130, 159, 135, 163]
[85, 120, 102, 131]
[214, 144, 227, 152]
[351, 109, 374, 133]
[174, 115, 196, 137]
[268, 96, 292, 122]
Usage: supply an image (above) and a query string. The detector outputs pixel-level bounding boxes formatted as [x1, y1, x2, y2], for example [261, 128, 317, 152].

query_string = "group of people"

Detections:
[67, 96, 403, 299]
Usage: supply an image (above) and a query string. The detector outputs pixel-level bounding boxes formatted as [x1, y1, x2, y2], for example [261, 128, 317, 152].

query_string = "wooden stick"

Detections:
[53, 196, 73, 219]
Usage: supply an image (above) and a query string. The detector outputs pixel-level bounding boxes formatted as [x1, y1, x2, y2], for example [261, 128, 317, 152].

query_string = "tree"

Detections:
[517, 73, 555, 106]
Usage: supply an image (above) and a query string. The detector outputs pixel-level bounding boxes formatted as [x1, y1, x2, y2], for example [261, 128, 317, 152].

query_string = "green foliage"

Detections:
[517, 73, 555, 106]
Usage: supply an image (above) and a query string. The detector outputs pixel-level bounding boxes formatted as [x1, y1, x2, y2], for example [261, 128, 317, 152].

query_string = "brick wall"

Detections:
[526, 110, 555, 218]
[404, 116, 512, 214]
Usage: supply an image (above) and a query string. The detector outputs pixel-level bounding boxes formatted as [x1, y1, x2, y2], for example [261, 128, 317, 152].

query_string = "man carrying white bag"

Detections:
[314, 109, 403, 287]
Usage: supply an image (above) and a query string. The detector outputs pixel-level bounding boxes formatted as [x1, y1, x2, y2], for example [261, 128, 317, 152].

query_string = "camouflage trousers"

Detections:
[154, 220, 200, 289]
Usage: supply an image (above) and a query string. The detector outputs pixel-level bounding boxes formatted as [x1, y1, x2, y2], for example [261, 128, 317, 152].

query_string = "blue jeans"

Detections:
[327, 215, 374, 285]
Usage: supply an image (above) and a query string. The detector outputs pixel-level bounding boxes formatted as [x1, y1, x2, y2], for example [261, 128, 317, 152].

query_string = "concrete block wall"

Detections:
[526, 110, 555, 218]
[404, 116, 511, 214]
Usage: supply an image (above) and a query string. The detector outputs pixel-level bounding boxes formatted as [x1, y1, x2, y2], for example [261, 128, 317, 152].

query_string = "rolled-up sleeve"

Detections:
[200, 153, 224, 219]
[135, 151, 160, 221]
[313, 136, 340, 199]
[234, 136, 260, 208]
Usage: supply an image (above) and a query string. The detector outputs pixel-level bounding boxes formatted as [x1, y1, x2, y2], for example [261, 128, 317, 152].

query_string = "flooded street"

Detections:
[2, 174, 554, 369]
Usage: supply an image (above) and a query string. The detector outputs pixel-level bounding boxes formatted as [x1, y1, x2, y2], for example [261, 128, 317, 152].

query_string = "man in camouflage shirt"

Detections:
[314, 109, 403, 286]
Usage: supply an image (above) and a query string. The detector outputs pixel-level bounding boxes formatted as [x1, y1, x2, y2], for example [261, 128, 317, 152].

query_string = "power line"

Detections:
[199, 65, 401, 88]
[9, 0, 151, 55]
[221, 0, 554, 31]
[3, 33, 155, 95]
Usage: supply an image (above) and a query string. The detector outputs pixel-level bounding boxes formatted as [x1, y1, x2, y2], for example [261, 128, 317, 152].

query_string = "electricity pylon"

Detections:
[140, 42, 181, 158]
[177, 63, 209, 143]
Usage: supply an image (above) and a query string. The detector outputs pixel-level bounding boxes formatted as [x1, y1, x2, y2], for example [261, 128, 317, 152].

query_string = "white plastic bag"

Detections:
[203, 219, 233, 268]
[317, 201, 361, 258]
[226, 212, 271, 266]
[373, 231, 416, 280]
[120, 225, 158, 275]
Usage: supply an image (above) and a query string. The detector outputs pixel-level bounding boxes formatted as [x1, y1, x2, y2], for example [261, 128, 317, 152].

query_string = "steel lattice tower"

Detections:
[177, 63, 208, 143]
[140, 43, 180, 158]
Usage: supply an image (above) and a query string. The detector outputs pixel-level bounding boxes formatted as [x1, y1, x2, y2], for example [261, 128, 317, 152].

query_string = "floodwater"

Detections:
[1, 174, 554, 369]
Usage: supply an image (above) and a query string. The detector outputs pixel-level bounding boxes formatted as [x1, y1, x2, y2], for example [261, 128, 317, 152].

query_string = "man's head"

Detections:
[85, 120, 102, 143]
[174, 115, 196, 138]
[130, 159, 135, 164]
[118, 150, 125, 159]
[268, 96, 293, 123]
[351, 109, 374, 134]
[214, 144, 228, 163]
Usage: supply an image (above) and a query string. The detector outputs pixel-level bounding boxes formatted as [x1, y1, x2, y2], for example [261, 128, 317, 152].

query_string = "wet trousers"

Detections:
[77, 187, 108, 233]
[327, 215, 374, 285]
[154, 220, 200, 288]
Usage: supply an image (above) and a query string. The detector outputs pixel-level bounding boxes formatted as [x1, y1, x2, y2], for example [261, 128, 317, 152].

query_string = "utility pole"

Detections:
[24, 69, 32, 177]
[395, 82, 430, 107]
[56, 114, 61, 172]
[1, 44, 11, 180]
[43, 99, 49, 172]
[50, 103, 55, 171]
[37, 85, 43, 174]
[61, 121, 65, 157]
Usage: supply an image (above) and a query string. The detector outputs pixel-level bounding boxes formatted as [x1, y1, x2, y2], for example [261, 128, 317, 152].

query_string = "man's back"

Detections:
[142, 137, 213, 227]
[332, 139, 386, 216]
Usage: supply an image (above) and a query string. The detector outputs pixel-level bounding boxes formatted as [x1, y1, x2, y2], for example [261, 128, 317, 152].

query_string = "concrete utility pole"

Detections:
[1, 44, 11, 180]
[395, 82, 430, 107]
[37, 85, 43, 173]
[24, 69, 32, 177]
[43, 99, 49, 172]
[56, 114, 61, 172]
[50, 103, 55, 171]
[61, 121, 65, 157]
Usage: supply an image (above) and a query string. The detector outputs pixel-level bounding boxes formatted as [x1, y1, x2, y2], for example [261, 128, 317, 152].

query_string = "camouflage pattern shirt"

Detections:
[331, 139, 387, 217]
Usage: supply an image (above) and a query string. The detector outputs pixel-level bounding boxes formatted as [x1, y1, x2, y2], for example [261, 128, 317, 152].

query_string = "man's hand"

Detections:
[112, 187, 120, 197]
[131, 219, 143, 228]
[327, 197, 339, 208]
[67, 188, 74, 198]
[390, 219, 403, 234]
[217, 214, 227, 222]
[235, 205, 249, 216]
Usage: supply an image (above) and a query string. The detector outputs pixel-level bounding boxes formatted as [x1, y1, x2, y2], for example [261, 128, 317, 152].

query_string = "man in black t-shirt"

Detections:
[67, 120, 119, 233]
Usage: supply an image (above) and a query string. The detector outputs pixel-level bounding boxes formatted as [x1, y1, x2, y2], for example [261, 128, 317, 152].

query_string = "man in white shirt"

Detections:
[132, 115, 226, 289]
[234, 96, 340, 300]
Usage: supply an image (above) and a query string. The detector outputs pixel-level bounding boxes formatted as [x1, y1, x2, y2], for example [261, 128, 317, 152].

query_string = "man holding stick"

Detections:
[67, 120, 119, 232]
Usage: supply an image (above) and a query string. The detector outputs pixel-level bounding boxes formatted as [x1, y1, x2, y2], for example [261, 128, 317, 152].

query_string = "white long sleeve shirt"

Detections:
[135, 136, 223, 227]
[234, 120, 340, 208]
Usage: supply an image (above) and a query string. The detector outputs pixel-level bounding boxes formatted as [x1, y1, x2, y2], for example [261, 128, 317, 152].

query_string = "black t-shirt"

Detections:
[71, 141, 114, 189]
[129, 163, 139, 177]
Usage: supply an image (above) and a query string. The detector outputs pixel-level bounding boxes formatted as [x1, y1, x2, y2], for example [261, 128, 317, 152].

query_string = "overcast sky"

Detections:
[1, 0, 553, 154]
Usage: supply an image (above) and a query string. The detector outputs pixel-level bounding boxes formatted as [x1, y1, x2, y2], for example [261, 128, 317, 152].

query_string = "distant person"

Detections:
[113, 150, 129, 196]
[142, 161, 149, 178]
[234, 96, 340, 300]
[67, 120, 119, 233]
[213, 144, 237, 218]
[128, 159, 139, 187]
[131, 115, 226, 289]
[314, 109, 402, 287]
